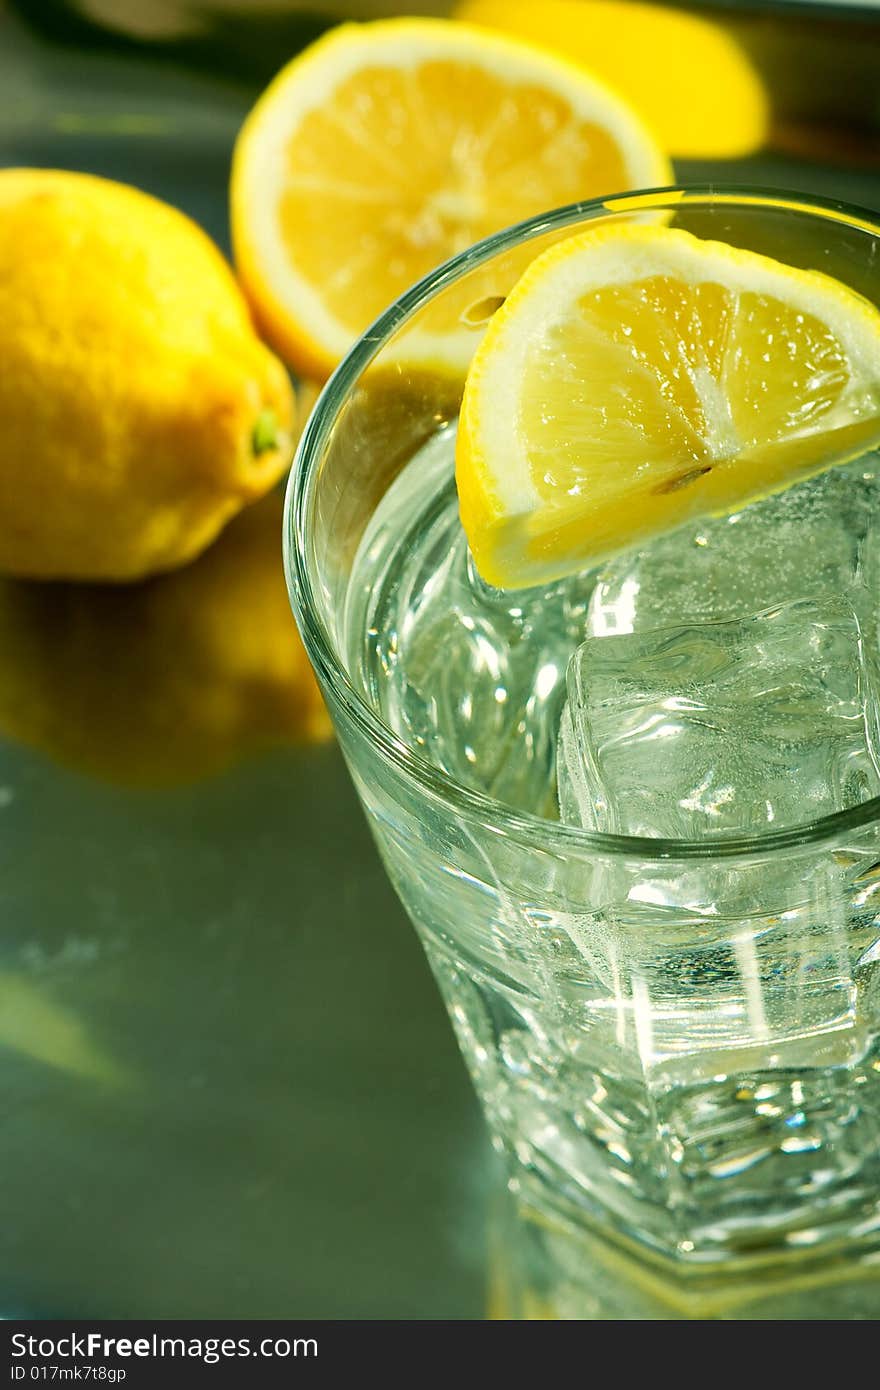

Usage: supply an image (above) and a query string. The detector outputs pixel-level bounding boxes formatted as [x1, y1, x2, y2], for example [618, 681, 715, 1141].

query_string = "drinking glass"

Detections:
[285, 188, 880, 1318]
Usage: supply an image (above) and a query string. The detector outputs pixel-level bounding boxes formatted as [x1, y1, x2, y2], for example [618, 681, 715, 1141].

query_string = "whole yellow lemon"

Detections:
[0, 168, 295, 580]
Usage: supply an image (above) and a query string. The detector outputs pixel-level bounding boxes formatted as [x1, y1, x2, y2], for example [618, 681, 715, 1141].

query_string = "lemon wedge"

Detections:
[231, 18, 670, 378]
[456, 225, 880, 588]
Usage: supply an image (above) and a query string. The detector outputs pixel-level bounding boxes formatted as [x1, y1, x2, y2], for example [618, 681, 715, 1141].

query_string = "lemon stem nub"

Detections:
[252, 409, 278, 456]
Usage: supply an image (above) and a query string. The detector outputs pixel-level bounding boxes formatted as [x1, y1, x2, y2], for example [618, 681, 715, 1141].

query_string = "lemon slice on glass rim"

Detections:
[456, 225, 880, 589]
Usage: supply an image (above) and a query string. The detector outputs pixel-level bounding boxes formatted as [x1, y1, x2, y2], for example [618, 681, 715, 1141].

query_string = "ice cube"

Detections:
[586, 456, 880, 638]
[557, 597, 880, 839]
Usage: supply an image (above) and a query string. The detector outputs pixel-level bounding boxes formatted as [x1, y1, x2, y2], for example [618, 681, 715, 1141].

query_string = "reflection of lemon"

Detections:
[488, 1194, 880, 1318]
[456, 0, 768, 159]
[0, 480, 330, 788]
[231, 18, 669, 378]
[457, 226, 880, 588]
[0, 972, 129, 1088]
[0, 168, 295, 580]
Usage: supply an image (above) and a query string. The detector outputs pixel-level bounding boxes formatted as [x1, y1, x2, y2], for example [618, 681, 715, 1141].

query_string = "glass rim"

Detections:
[284, 183, 880, 863]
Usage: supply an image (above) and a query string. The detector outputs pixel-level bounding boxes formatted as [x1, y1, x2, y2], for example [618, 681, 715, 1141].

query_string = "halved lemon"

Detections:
[456, 225, 880, 589]
[456, 0, 768, 159]
[231, 18, 671, 379]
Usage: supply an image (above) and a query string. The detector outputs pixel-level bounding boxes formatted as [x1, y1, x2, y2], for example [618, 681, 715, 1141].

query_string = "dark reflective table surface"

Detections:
[0, 1, 878, 1318]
